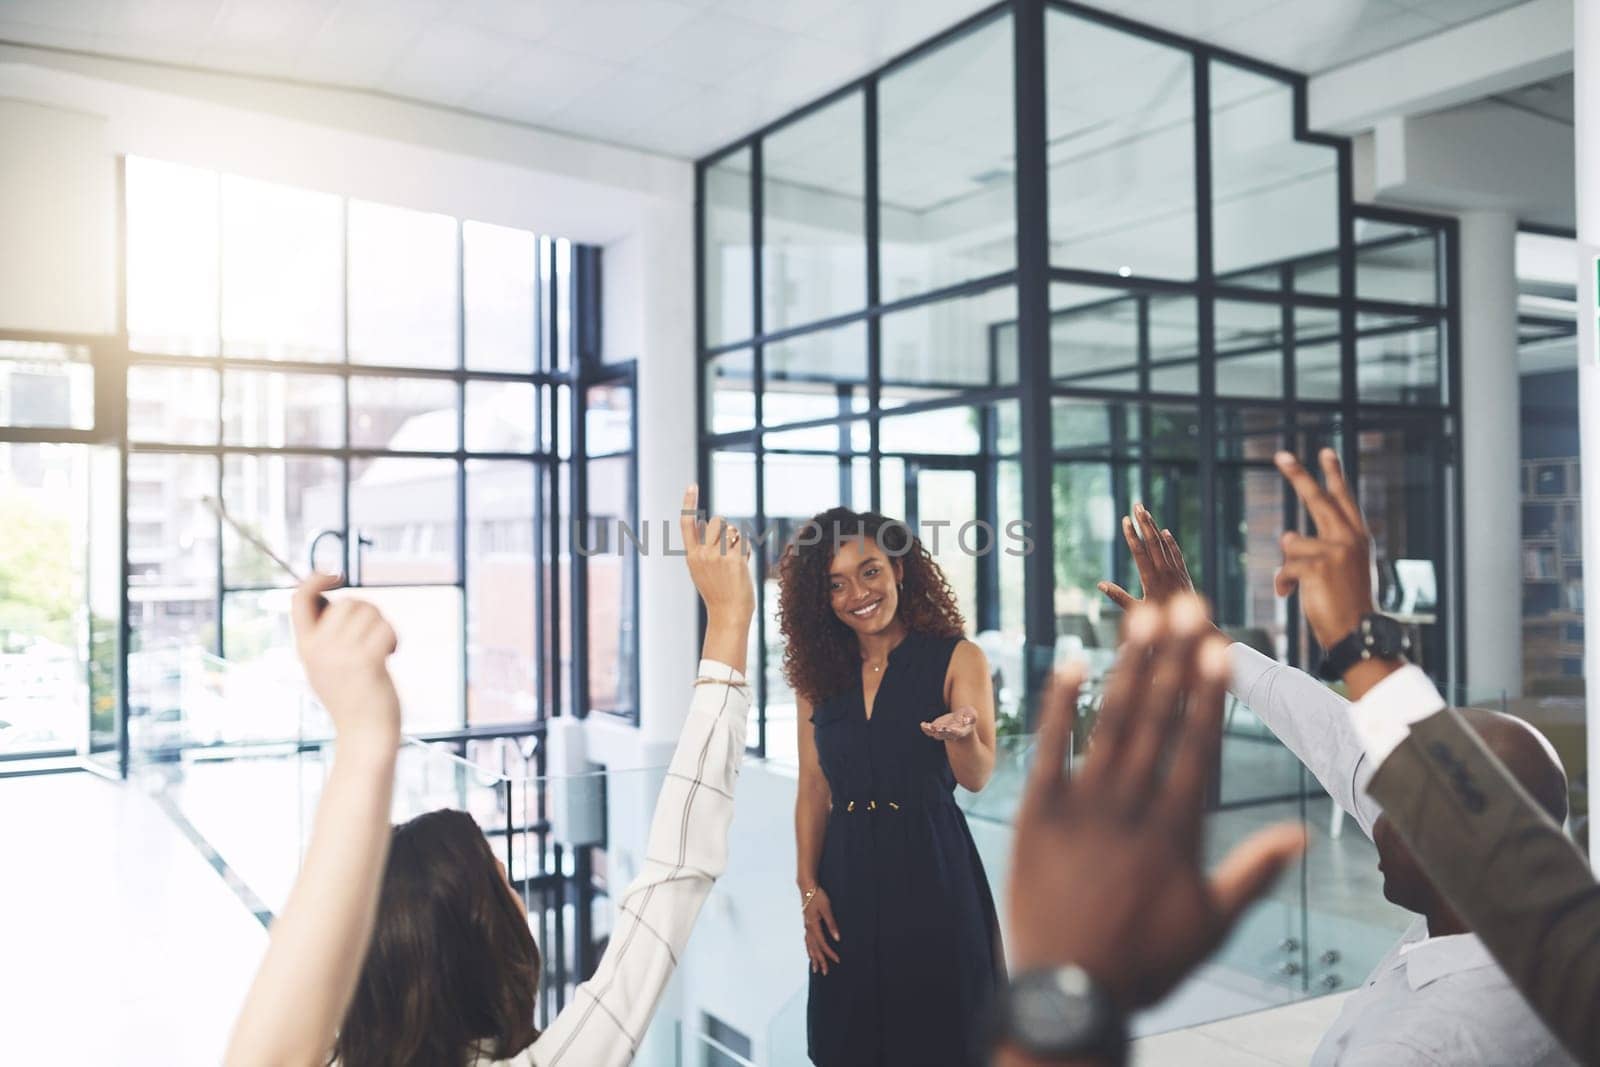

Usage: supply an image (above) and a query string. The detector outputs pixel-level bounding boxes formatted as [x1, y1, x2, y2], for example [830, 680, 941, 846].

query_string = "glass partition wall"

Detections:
[697, 0, 1459, 1012]
[2, 158, 638, 994]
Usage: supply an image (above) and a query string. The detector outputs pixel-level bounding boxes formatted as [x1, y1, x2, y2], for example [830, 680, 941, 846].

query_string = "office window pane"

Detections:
[127, 453, 218, 652]
[223, 370, 343, 448]
[1210, 62, 1338, 290]
[126, 157, 219, 356]
[1295, 305, 1342, 401]
[0, 443, 90, 754]
[1148, 295, 1200, 395]
[1049, 286, 1139, 390]
[344, 585, 463, 732]
[763, 92, 866, 331]
[706, 349, 755, 435]
[586, 379, 633, 456]
[467, 460, 537, 725]
[221, 455, 341, 588]
[764, 324, 868, 427]
[0, 341, 93, 429]
[709, 446, 759, 746]
[767, 419, 868, 454]
[880, 286, 1016, 405]
[348, 200, 458, 368]
[1215, 300, 1286, 399]
[349, 457, 459, 584]
[1215, 463, 1288, 658]
[1357, 312, 1441, 404]
[1047, 11, 1195, 279]
[465, 221, 537, 373]
[349, 376, 459, 451]
[1054, 461, 1137, 656]
[704, 148, 754, 346]
[880, 406, 981, 457]
[127, 366, 219, 445]
[879, 15, 1015, 300]
[221, 175, 342, 362]
[1359, 421, 1450, 676]
[1357, 218, 1441, 305]
[585, 454, 636, 717]
[1053, 397, 1140, 457]
[466, 381, 537, 453]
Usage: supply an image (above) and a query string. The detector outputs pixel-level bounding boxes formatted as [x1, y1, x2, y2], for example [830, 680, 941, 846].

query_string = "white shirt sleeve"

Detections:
[1227, 643, 1384, 838]
[1344, 663, 1446, 767]
[529, 659, 750, 1067]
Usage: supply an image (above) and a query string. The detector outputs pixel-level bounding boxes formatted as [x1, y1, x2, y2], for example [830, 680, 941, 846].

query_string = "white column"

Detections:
[1457, 210, 1523, 701]
[1575, 0, 1600, 868]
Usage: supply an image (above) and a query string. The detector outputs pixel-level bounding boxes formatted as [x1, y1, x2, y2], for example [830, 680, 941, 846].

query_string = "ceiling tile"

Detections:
[0, 0, 110, 33]
[466, 43, 622, 121]
[453, 0, 568, 42]
[296, 1, 434, 86]
[542, 0, 702, 62]
[382, 21, 526, 107]
[632, 9, 791, 85]
[712, 0, 847, 34]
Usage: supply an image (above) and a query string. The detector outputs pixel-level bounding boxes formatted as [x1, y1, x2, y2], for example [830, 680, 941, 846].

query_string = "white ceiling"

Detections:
[0, 0, 1539, 160]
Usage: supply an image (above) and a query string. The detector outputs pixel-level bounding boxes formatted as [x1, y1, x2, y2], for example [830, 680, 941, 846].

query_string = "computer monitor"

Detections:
[1392, 559, 1437, 615]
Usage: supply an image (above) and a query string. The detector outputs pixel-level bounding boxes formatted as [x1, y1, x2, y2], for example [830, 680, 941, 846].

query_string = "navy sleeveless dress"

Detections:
[806, 630, 1004, 1067]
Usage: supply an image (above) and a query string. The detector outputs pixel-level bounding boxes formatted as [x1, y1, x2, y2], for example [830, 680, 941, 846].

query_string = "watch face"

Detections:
[1016, 981, 1096, 1042]
[1010, 967, 1111, 1052]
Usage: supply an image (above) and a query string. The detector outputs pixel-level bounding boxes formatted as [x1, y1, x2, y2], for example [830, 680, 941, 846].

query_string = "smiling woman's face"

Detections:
[827, 537, 902, 637]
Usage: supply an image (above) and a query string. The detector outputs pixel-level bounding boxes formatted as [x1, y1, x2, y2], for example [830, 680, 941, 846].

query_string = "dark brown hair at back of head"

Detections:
[776, 507, 964, 705]
[331, 808, 539, 1067]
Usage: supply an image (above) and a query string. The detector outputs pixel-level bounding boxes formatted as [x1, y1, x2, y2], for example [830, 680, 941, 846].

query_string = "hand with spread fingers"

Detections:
[1271, 449, 1378, 651]
[1098, 503, 1200, 611]
[1004, 596, 1306, 1020]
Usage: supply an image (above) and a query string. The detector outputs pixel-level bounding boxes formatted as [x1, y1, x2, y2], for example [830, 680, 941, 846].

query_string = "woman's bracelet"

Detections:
[693, 675, 750, 691]
[800, 886, 819, 912]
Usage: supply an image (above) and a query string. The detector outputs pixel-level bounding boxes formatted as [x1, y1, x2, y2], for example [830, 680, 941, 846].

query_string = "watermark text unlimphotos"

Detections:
[570, 515, 1035, 558]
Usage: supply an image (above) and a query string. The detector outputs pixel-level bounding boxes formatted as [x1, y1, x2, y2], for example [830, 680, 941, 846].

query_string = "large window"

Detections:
[697, 4, 1460, 757]
[0, 158, 633, 771]
[696, 0, 1462, 1011]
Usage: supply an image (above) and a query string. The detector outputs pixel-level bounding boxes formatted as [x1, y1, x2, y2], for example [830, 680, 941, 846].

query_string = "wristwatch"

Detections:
[1317, 613, 1411, 681]
[992, 965, 1127, 1064]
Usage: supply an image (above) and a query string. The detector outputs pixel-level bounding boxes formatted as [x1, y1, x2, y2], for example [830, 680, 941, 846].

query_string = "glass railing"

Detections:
[133, 644, 1462, 1063]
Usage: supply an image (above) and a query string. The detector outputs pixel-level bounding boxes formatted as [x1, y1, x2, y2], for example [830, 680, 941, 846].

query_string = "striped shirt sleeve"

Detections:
[529, 659, 750, 1066]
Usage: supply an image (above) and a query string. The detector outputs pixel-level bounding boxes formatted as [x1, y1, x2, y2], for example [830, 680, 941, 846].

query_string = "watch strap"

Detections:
[1318, 614, 1411, 681]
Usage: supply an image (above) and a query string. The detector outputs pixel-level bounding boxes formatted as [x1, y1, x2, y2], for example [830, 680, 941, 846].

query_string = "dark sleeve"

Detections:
[1365, 706, 1600, 1065]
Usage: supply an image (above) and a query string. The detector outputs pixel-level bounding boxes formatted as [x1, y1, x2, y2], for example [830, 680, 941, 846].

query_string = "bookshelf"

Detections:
[1521, 456, 1584, 686]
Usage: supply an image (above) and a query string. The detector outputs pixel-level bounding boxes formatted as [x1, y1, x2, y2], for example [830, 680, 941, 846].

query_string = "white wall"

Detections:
[0, 96, 114, 334]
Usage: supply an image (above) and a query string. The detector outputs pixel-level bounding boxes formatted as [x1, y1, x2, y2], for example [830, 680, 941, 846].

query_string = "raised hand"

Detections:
[680, 484, 755, 627]
[1005, 596, 1304, 1010]
[921, 706, 979, 743]
[803, 885, 843, 975]
[1272, 449, 1377, 650]
[1098, 503, 1197, 611]
[291, 573, 400, 752]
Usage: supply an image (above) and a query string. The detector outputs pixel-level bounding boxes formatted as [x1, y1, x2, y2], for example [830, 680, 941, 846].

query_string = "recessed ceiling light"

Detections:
[1117, 265, 1132, 277]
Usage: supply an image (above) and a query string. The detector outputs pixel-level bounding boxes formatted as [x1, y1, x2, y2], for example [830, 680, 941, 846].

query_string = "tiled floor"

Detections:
[0, 772, 267, 1066]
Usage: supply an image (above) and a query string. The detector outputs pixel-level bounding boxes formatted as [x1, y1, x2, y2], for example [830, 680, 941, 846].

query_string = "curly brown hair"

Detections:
[776, 507, 965, 705]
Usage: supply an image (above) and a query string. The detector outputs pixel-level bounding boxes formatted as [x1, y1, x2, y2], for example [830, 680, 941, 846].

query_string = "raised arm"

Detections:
[1274, 449, 1600, 1065]
[531, 486, 754, 1066]
[223, 575, 401, 1067]
[1101, 505, 1380, 835]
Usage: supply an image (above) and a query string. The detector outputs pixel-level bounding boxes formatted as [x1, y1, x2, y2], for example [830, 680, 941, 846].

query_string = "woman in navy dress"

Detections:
[777, 507, 1003, 1067]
